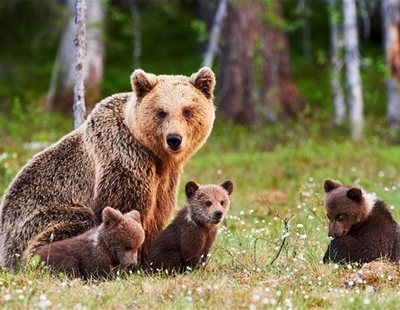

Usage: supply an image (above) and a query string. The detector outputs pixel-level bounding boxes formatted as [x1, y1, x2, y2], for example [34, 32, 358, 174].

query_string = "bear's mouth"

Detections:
[211, 218, 222, 224]
[167, 146, 182, 153]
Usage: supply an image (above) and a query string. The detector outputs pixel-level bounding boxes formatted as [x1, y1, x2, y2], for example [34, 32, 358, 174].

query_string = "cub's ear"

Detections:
[102, 207, 123, 227]
[220, 180, 233, 195]
[190, 67, 216, 99]
[323, 179, 342, 193]
[185, 181, 200, 199]
[347, 187, 363, 202]
[130, 69, 158, 98]
[126, 210, 141, 223]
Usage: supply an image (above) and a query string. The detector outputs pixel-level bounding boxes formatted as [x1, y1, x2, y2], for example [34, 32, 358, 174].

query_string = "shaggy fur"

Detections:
[323, 179, 400, 264]
[0, 67, 216, 269]
[146, 180, 233, 273]
[35, 207, 144, 278]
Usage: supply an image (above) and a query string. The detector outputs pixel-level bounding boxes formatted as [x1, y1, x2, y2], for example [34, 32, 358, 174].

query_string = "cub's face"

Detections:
[129, 68, 216, 161]
[101, 208, 145, 269]
[323, 179, 368, 238]
[185, 180, 233, 226]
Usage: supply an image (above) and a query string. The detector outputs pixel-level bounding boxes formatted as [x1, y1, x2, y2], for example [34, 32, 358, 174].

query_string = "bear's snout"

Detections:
[328, 230, 337, 238]
[166, 134, 182, 151]
[328, 229, 346, 238]
[213, 211, 223, 222]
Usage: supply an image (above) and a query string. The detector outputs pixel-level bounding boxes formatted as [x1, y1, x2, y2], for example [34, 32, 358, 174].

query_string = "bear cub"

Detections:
[35, 207, 145, 278]
[323, 179, 400, 264]
[146, 180, 233, 273]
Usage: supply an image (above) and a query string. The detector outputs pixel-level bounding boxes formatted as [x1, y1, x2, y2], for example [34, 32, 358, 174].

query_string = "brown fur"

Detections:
[323, 179, 400, 264]
[0, 67, 216, 269]
[35, 208, 144, 278]
[146, 180, 233, 273]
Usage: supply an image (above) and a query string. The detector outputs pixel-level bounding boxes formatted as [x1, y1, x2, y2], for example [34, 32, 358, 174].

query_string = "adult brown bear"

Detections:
[0, 67, 216, 269]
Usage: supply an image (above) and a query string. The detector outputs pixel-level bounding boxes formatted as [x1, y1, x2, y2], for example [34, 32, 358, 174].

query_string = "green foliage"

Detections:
[190, 19, 208, 42]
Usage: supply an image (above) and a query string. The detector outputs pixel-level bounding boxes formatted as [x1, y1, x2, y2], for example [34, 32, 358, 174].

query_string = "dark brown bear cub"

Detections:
[35, 207, 145, 278]
[323, 179, 400, 264]
[146, 180, 233, 273]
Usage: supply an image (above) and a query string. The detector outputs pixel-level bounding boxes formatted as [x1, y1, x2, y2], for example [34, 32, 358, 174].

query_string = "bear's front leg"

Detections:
[180, 232, 206, 271]
[93, 162, 157, 261]
[323, 236, 364, 264]
[93, 161, 156, 223]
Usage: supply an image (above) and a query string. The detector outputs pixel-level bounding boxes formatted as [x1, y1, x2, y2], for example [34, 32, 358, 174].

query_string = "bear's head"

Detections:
[126, 67, 216, 163]
[185, 180, 233, 226]
[323, 179, 375, 238]
[100, 207, 145, 270]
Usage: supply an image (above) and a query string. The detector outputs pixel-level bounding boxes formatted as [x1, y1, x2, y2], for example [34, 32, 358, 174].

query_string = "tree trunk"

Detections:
[73, 0, 87, 129]
[328, 0, 346, 125]
[202, 0, 228, 68]
[343, 0, 364, 142]
[218, 0, 303, 124]
[383, 0, 400, 127]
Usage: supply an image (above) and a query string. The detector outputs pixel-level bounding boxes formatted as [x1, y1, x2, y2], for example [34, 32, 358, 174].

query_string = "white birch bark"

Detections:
[382, 0, 400, 127]
[73, 0, 87, 128]
[343, 0, 364, 142]
[202, 0, 228, 68]
[328, 0, 346, 125]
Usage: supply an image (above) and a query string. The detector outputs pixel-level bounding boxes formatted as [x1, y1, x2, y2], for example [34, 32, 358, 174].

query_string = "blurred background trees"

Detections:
[0, 0, 399, 142]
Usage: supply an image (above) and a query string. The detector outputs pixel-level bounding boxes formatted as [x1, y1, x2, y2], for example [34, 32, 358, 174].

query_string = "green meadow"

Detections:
[1, 108, 400, 309]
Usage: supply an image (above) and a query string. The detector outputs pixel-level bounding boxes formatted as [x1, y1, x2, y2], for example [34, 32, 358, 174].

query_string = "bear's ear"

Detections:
[190, 67, 216, 99]
[126, 210, 141, 223]
[220, 180, 233, 195]
[323, 179, 342, 193]
[347, 187, 363, 202]
[130, 69, 158, 98]
[102, 207, 123, 227]
[185, 181, 200, 199]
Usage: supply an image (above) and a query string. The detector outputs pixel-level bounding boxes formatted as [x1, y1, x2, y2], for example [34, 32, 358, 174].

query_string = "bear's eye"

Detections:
[336, 214, 344, 222]
[125, 246, 133, 251]
[157, 110, 167, 119]
[183, 109, 192, 118]
[220, 200, 225, 206]
[205, 200, 212, 207]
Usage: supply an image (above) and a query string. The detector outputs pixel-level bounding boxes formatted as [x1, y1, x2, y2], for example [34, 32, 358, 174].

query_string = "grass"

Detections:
[1, 106, 400, 309]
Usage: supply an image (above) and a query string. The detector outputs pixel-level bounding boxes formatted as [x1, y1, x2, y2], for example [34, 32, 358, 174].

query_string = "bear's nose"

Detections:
[213, 211, 223, 220]
[166, 134, 182, 151]
[328, 230, 340, 238]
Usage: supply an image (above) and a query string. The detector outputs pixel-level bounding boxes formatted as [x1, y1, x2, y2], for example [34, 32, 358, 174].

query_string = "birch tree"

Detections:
[73, 0, 87, 128]
[202, 0, 228, 68]
[328, 0, 346, 125]
[382, 0, 400, 127]
[343, 0, 364, 142]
